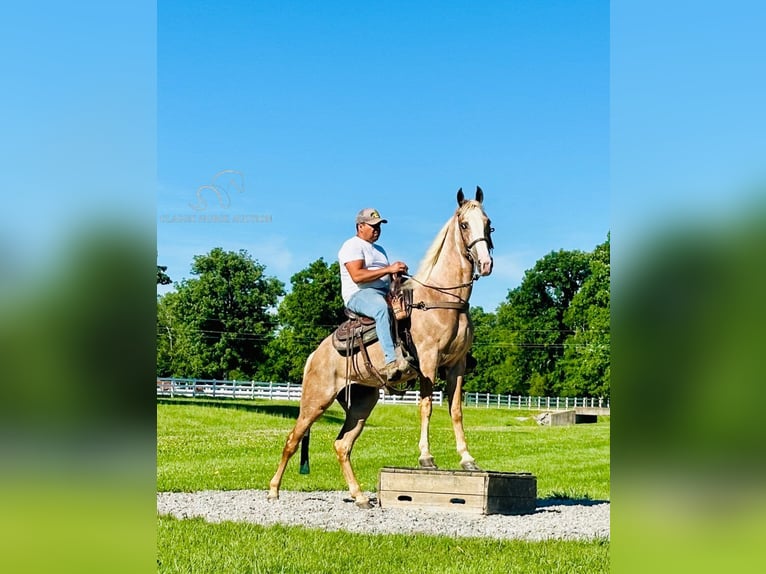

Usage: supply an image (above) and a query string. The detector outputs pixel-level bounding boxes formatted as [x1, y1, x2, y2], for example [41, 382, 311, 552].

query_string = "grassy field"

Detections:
[157, 397, 610, 499]
[157, 397, 610, 573]
[157, 517, 610, 574]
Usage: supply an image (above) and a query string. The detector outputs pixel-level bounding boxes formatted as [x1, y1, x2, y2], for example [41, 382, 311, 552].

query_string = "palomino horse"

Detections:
[268, 187, 494, 508]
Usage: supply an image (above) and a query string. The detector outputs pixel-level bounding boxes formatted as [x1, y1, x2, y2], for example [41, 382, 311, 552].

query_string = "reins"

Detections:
[402, 273, 478, 312]
[404, 273, 477, 292]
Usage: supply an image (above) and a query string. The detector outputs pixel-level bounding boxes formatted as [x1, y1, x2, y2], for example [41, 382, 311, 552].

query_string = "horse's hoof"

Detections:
[461, 460, 482, 471]
[355, 499, 373, 509]
[266, 492, 279, 502]
[419, 456, 438, 469]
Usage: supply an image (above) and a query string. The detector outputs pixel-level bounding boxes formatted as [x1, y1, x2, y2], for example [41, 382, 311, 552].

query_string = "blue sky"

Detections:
[156, 1, 610, 312]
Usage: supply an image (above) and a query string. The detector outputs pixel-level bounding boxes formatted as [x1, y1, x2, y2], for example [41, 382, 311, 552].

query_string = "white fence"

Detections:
[157, 378, 304, 401]
[156, 378, 440, 405]
[463, 392, 609, 410]
[156, 378, 609, 411]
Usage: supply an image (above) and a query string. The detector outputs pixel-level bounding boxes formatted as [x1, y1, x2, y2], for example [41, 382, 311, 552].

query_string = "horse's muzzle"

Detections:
[478, 258, 493, 277]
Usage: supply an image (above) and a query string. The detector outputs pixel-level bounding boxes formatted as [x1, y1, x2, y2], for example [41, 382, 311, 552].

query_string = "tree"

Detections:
[466, 306, 517, 393]
[263, 258, 345, 383]
[156, 248, 284, 379]
[157, 265, 172, 285]
[558, 236, 610, 398]
[157, 290, 202, 377]
[497, 249, 592, 395]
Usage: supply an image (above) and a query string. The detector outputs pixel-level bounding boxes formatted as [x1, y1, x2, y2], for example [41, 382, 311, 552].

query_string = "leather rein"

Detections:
[403, 274, 475, 312]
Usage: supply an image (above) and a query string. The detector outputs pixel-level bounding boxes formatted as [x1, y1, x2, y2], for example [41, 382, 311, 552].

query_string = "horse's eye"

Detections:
[460, 222, 468, 230]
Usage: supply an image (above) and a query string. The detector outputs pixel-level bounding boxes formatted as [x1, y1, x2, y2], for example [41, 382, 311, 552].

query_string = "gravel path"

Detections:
[157, 490, 609, 542]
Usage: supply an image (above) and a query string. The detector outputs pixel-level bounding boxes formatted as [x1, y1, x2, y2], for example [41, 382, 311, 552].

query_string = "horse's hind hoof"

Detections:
[461, 461, 482, 471]
[355, 499, 373, 509]
[418, 456, 438, 469]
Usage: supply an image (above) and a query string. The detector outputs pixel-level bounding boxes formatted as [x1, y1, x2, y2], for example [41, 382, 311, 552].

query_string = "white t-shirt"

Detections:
[338, 235, 390, 304]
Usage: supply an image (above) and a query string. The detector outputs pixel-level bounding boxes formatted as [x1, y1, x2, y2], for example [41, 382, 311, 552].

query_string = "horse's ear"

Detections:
[457, 188, 465, 205]
[475, 186, 484, 204]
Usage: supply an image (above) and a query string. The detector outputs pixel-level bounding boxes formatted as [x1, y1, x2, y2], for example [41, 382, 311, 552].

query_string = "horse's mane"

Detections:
[409, 200, 483, 284]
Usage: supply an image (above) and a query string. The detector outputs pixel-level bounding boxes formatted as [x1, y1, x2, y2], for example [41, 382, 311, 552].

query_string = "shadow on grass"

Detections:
[536, 496, 609, 507]
[157, 397, 346, 424]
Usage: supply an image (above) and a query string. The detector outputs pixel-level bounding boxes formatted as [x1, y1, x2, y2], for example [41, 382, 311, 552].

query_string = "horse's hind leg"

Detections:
[267, 388, 334, 501]
[334, 385, 379, 508]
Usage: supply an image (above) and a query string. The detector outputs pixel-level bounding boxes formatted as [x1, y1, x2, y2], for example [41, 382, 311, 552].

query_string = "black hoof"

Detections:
[461, 461, 482, 471]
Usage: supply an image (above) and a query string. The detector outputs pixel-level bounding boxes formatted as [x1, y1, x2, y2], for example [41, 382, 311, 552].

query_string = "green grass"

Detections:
[157, 397, 610, 501]
[158, 516, 610, 574]
[157, 397, 610, 573]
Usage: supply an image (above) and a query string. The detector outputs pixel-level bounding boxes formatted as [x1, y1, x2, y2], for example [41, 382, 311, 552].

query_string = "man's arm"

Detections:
[344, 259, 408, 284]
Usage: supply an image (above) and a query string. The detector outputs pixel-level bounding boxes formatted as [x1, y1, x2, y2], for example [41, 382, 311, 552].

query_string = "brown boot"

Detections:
[379, 360, 400, 381]
[382, 357, 412, 382]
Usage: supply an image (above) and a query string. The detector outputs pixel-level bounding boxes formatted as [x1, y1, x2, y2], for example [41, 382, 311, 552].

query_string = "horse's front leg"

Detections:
[445, 361, 480, 471]
[417, 372, 438, 469]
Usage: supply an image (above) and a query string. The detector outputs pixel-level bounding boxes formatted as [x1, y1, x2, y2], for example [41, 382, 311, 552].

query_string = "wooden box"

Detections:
[378, 467, 537, 515]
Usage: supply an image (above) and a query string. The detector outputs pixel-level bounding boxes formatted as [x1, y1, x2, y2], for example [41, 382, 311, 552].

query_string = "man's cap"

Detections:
[355, 208, 388, 225]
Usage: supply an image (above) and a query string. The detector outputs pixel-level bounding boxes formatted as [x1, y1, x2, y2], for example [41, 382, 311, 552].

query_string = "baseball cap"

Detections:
[355, 208, 388, 225]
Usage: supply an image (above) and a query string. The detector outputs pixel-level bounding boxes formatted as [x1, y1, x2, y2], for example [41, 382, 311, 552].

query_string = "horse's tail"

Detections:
[299, 428, 310, 474]
[297, 356, 316, 476]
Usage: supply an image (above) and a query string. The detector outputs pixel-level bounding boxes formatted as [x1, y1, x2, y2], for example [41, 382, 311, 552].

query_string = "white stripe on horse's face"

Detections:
[460, 204, 494, 277]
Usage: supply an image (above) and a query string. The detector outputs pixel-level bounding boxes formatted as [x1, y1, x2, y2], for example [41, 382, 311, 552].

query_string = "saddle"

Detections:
[332, 277, 418, 394]
[331, 275, 413, 356]
[331, 309, 379, 356]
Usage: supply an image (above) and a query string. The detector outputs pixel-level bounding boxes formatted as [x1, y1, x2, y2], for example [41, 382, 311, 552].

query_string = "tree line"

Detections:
[157, 236, 610, 398]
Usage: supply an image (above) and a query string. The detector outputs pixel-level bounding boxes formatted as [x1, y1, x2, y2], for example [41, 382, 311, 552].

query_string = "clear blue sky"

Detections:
[156, 0, 610, 312]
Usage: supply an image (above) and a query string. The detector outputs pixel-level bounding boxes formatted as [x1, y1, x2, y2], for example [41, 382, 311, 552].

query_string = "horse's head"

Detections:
[456, 186, 494, 277]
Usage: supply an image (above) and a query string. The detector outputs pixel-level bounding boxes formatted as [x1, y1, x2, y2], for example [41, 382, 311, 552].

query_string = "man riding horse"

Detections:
[268, 188, 494, 508]
[338, 207, 413, 382]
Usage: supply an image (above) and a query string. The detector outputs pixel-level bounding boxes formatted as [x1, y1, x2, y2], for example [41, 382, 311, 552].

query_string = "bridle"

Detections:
[460, 207, 495, 279]
[464, 234, 494, 271]
[404, 211, 494, 311]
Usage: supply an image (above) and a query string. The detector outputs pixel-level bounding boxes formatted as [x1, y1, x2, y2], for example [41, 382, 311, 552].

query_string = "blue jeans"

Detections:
[347, 287, 397, 364]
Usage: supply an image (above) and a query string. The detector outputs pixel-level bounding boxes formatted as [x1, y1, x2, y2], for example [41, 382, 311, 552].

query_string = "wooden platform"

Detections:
[537, 408, 607, 426]
[378, 467, 537, 515]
